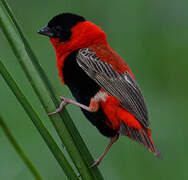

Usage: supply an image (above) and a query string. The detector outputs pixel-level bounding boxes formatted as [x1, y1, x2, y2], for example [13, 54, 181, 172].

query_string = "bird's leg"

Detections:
[90, 134, 119, 168]
[48, 96, 99, 116]
[48, 91, 108, 115]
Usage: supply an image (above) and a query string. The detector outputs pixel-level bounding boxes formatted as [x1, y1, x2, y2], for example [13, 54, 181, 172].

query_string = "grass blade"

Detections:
[0, 115, 42, 180]
[0, 59, 79, 180]
[0, 0, 104, 179]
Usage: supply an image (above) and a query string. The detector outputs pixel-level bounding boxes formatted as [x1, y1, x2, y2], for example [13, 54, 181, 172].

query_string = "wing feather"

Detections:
[76, 48, 149, 128]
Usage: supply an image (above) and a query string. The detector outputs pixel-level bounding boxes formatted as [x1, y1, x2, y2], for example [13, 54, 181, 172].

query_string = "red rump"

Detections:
[117, 108, 142, 129]
[100, 94, 153, 142]
[101, 95, 142, 131]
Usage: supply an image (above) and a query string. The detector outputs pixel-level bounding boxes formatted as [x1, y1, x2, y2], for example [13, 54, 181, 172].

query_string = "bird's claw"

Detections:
[89, 158, 101, 168]
[48, 97, 68, 116]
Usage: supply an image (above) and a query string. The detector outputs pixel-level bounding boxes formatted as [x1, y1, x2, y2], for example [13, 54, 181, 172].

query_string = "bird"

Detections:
[38, 13, 161, 167]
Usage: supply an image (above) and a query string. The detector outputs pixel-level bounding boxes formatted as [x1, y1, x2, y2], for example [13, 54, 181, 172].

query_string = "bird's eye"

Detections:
[55, 26, 62, 32]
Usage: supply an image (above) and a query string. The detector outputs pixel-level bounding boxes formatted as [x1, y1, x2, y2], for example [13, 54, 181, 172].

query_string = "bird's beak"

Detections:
[38, 25, 53, 37]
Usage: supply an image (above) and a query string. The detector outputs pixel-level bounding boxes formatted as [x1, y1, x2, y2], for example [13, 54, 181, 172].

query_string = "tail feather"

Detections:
[121, 122, 162, 159]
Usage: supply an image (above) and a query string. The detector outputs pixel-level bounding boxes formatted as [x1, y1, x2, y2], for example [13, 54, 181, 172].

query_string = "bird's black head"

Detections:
[38, 13, 85, 42]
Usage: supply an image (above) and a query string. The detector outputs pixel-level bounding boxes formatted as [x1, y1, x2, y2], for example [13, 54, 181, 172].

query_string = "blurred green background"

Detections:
[0, 0, 188, 179]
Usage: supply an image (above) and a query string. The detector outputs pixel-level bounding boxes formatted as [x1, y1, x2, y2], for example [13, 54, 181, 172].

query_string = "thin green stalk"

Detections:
[0, 60, 79, 180]
[0, 115, 42, 180]
[0, 0, 104, 179]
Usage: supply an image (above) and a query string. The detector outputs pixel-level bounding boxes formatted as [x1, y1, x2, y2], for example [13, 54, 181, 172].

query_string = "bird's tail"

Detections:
[120, 122, 162, 159]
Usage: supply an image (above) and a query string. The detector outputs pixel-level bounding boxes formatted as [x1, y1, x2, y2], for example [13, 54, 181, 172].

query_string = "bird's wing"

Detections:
[76, 48, 150, 128]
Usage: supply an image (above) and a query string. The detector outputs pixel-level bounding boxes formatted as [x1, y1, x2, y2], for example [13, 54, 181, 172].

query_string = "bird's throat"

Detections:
[49, 21, 107, 84]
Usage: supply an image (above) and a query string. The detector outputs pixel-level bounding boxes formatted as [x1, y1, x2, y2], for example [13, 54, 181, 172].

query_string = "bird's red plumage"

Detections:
[100, 94, 142, 130]
[50, 20, 150, 132]
[89, 44, 135, 78]
[50, 21, 134, 84]
[49, 19, 159, 155]
[39, 13, 161, 164]
[50, 21, 106, 84]
[50, 21, 143, 133]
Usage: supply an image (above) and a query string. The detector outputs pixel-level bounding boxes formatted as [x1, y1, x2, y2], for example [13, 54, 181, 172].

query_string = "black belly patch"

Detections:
[63, 50, 117, 137]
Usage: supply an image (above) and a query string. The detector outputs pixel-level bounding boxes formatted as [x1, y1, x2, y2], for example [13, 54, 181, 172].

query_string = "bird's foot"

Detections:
[48, 96, 69, 116]
[89, 158, 102, 168]
[89, 135, 119, 168]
